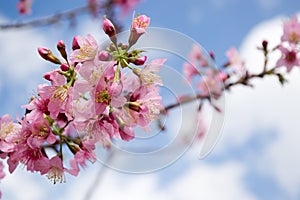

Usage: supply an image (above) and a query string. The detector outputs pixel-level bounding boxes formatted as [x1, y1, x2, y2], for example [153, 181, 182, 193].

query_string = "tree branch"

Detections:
[0, 6, 89, 30]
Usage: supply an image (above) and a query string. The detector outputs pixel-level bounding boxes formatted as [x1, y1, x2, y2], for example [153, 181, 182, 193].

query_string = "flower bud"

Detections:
[98, 51, 112, 61]
[209, 51, 215, 60]
[262, 40, 268, 51]
[38, 47, 61, 64]
[60, 63, 69, 71]
[103, 17, 117, 43]
[43, 73, 51, 81]
[133, 56, 147, 66]
[57, 40, 67, 60]
[72, 36, 80, 50]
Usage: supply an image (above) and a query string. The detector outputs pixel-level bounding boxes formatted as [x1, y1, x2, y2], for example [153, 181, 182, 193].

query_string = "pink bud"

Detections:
[60, 63, 69, 71]
[103, 17, 116, 38]
[38, 47, 49, 57]
[72, 36, 80, 50]
[134, 56, 147, 65]
[98, 51, 112, 61]
[57, 40, 65, 49]
[57, 40, 67, 59]
[209, 51, 215, 60]
[43, 73, 51, 81]
[38, 47, 61, 64]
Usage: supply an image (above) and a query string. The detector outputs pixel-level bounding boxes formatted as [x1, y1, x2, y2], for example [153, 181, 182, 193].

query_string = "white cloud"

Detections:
[2, 166, 46, 200]
[0, 16, 49, 81]
[58, 161, 255, 200]
[166, 162, 256, 200]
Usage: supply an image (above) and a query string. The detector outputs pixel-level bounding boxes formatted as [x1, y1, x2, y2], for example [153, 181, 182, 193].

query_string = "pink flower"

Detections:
[133, 58, 166, 86]
[23, 97, 49, 121]
[0, 114, 21, 153]
[123, 84, 163, 130]
[121, 71, 141, 92]
[38, 72, 73, 119]
[183, 62, 199, 83]
[8, 143, 48, 174]
[67, 149, 96, 176]
[281, 16, 300, 44]
[39, 85, 73, 119]
[183, 44, 208, 82]
[189, 44, 208, 67]
[22, 115, 56, 149]
[226, 47, 246, 76]
[17, 0, 32, 15]
[43, 69, 66, 86]
[119, 124, 134, 141]
[276, 45, 300, 72]
[113, 0, 141, 16]
[78, 60, 115, 85]
[91, 66, 125, 115]
[88, 0, 100, 17]
[197, 69, 224, 98]
[128, 14, 150, 46]
[70, 34, 98, 62]
[46, 156, 66, 184]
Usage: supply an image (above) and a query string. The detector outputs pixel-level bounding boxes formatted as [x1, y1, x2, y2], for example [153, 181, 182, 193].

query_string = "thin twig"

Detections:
[162, 66, 279, 113]
[0, 6, 89, 30]
[83, 149, 115, 200]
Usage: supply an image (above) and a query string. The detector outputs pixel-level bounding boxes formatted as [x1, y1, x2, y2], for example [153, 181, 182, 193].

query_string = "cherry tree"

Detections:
[0, 1, 299, 199]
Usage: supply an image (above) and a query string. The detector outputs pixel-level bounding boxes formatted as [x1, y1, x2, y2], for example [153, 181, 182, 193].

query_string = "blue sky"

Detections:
[0, 0, 300, 200]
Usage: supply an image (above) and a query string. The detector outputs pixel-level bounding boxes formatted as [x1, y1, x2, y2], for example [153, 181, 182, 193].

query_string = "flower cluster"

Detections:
[0, 14, 163, 185]
[276, 16, 300, 72]
[182, 15, 300, 140]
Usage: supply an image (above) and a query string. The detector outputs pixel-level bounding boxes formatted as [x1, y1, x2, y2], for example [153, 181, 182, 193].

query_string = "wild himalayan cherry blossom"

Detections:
[226, 47, 246, 76]
[128, 14, 151, 46]
[281, 16, 300, 44]
[124, 84, 163, 130]
[0, 115, 21, 153]
[183, 44, 208, 83]
[70, 34, 98, 62]
[67, 149, 97, 176]
[38, 70, 72, 119]
[88, 0, 100, 16]
[44, 156, 66, 184]
[114, 0, 141, 16]
[17, 0, 32, 15]
[275, 45, 300, 72]
[197, 68, 224, 98]
[133, 58, 166, 86]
